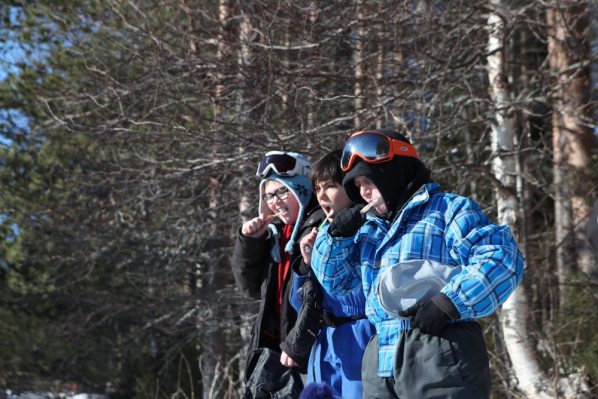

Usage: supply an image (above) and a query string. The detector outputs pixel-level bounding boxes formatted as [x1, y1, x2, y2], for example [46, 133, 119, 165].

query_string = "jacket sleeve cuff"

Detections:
[292, 258, 311, 276]
[279, 340, 308, 369]
[432, 292, 461, 320]
[237, 226, 269, 243]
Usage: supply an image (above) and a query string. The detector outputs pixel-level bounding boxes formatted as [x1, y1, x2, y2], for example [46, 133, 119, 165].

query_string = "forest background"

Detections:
[1, 1, 597, 398]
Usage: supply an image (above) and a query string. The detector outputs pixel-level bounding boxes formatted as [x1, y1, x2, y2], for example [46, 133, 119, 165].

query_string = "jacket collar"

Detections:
[377, 182, 439, 251]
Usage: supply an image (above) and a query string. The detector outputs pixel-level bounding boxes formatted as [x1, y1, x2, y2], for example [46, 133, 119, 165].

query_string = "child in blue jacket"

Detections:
[281, 150, 375, 399]
[312, 129, 524, 398]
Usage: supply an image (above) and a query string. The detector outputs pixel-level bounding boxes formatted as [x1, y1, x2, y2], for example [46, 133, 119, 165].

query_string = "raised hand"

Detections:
[241, 214, 276, 238]
[299, 227, 318, 264]
[328, 205, 366, 237]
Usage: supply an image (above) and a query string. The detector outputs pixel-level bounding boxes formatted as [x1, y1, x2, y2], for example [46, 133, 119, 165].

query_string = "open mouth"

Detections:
[321, 205, 335, 219]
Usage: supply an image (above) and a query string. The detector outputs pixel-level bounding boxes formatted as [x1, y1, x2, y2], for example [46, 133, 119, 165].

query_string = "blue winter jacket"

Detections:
[311, 183, 524, 377]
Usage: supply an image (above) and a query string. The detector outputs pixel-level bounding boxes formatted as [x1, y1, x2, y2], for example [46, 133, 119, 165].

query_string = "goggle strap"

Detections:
[390, 139, 418, 159]
[347, 131, 418, 159]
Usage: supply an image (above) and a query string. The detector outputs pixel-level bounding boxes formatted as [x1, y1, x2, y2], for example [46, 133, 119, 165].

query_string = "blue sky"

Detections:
[0, 7, 26, 80]
[0, 6, 39, 147]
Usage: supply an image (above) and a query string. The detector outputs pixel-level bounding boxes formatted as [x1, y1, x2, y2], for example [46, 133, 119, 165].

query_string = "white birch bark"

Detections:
[487, 3, 555, 398]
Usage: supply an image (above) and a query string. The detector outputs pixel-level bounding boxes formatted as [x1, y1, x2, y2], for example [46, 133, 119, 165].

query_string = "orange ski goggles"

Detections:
[340, 130, 419, 172]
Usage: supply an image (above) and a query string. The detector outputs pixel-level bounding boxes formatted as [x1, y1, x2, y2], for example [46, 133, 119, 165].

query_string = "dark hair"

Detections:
[310, 149, 344, 188]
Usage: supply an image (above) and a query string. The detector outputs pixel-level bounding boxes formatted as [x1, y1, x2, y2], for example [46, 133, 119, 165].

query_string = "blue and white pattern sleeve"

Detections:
[311, 225, 362, 296]
[441, 196, 524, 320]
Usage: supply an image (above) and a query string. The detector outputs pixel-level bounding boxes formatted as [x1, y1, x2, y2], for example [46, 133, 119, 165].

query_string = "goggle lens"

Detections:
[341, 133, 391, 171]
[256, 154, 298, 177]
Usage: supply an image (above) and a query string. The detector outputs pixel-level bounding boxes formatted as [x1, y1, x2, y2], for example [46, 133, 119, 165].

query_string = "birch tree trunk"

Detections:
[548, 10, 574, 307]
[354, 0, 366, 128]
[486, 2, 555, 397]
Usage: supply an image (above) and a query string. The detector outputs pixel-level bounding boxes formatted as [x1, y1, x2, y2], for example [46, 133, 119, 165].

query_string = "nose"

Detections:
[359, 185, 371, 200]
[317, 190, 328, 203]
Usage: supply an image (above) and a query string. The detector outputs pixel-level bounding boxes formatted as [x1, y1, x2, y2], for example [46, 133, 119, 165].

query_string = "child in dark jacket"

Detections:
[231, 151, 323, 399]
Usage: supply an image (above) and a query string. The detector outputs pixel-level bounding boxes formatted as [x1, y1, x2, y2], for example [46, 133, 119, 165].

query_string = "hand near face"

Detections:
[328, 206, 366, 237]
[241, 214, 276, 238]
[299, 227, 318, 264]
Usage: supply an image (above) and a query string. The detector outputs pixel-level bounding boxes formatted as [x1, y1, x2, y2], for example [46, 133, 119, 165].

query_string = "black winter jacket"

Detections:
[279, 275, 324, 369]
[231, 199, 324, 376]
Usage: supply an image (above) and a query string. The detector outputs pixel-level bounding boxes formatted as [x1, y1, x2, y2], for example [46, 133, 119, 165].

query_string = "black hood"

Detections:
[342, 129, 430, 217]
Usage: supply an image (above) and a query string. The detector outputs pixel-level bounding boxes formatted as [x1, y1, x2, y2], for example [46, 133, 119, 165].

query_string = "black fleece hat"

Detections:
[342, 128, 430, 215]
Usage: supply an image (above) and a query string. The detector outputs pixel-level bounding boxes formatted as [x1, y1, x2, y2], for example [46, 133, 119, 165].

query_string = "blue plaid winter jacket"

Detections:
[311, 182, 524, 377]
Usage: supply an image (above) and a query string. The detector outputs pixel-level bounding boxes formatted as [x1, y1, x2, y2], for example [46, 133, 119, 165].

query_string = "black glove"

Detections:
[328, 205, 366, 237]
[398, 293, 459, 335]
